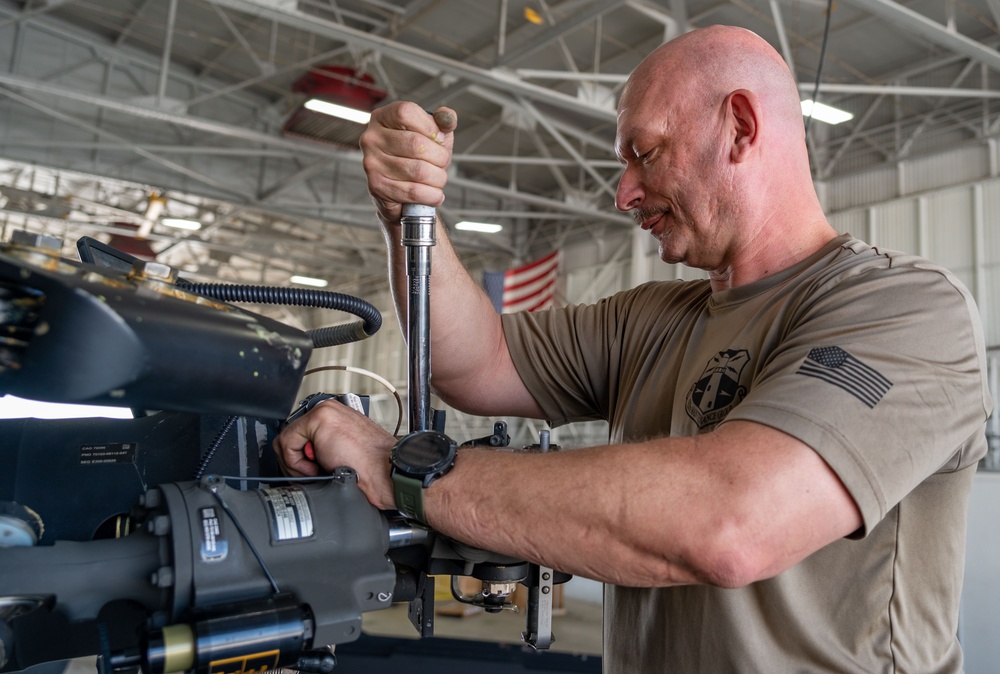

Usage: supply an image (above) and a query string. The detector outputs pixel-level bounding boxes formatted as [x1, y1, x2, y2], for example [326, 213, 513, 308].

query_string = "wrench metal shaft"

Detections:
[400, 203, 436, 433]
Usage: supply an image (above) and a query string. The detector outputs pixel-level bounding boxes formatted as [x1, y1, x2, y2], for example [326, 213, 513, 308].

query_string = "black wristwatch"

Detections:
[390, 430, 458, 523]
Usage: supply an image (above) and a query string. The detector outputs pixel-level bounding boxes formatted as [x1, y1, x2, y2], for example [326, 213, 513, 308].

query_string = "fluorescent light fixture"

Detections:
[801, 100, 853, 125]
[304, 98, 372, 124]
[290, 275, 329, 288]
[161, 217, 202, 231]
[0, 395, 132, 419]
[455, 221, 503, 234]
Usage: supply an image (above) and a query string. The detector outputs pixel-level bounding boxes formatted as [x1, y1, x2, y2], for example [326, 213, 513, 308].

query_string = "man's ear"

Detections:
[725, 89, 759, 163]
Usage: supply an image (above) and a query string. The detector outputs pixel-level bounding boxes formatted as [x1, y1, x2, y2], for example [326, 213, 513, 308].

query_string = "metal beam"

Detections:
[624, 0, 681, 33]
[447, 173, 632, 226]
[0, 75, 626, 223]
[0, 0, 75, 31]
[798, 82, 1000, 99]
[205, 2, 273, 77]
[0, 73, 323, 152]
[768, 0, 795, 75]
[986, 0, 1000, 28]
[895, 59, 980, 159]
[837, 0, 1000, 74]
[259, 158, 335, 202]
[156, 0, 178, 107]
[819, 95, 885, 179]
[517, 95, 618, 200]
[669, 0, 689, 35]
[495, 0, 628, 67]
[0, 84, 255, 200]
[514, 69, 628, 82]
[207, 0, 617, 123]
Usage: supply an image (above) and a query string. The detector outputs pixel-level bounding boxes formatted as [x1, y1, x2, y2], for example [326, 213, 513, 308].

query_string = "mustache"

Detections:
[631, 206, 670, 227]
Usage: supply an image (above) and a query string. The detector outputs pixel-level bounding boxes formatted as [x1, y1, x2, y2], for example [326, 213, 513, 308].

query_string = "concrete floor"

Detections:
[363, 597, 604, 657]
[54, 585, 602, 673]
[56, 596, 602, 674]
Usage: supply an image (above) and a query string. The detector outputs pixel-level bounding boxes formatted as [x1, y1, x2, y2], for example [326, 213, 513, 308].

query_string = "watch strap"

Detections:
[392, 471, 427, 522]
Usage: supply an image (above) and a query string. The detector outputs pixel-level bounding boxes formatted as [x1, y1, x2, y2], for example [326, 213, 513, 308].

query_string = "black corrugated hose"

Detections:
[177, 281, 382, 348]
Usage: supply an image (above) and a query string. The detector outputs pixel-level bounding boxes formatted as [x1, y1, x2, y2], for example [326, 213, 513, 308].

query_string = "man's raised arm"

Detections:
[359, 102, 543, 419]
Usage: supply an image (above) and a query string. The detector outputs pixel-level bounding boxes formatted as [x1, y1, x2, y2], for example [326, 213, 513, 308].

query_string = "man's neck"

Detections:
[707, 221, 839, 292]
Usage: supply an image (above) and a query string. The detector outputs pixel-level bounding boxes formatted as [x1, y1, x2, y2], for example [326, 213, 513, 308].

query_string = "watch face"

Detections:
[392, 431, 455, 475]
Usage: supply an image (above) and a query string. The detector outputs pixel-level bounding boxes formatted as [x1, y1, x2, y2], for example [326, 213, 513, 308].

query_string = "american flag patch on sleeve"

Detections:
[797, 346, 893, 409]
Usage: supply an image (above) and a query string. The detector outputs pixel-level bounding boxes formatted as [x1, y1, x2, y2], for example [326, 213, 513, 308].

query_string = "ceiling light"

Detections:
[801, 100, 853, 125]
[303, 98, 372, 124]
[144, 193, 166, 221]
[455, 221, 503, 234]
[290, 275, 329, 288]
[161, 218, 202, 231]
[139, 192, 167, 237]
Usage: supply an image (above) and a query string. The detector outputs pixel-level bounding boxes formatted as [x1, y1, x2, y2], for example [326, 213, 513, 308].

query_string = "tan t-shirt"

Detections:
[502, 235, 991, 673]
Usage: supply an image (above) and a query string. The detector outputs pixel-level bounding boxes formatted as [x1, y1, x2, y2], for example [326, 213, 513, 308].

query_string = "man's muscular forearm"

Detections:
[420, 421, 862, 589]
[382, 217, 540, 418]
[362, 102, 542, 420]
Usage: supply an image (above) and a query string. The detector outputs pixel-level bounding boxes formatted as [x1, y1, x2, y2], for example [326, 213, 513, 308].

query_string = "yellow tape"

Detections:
[159, 624, 195, 673]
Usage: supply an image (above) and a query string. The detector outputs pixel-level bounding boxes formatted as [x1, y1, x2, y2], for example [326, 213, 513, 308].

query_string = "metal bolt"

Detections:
[334, 467, 358, 484]
[11, 230, 61, 251]
[146, 515, 171, 536]
[542, 586, 551, 595]
[139, 489, 161, 509]
[150, 566, 174, 588]
[129, 260, 178, 283]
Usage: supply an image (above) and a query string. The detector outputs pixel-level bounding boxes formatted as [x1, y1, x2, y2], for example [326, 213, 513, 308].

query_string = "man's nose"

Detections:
[615, 167, 642, 212]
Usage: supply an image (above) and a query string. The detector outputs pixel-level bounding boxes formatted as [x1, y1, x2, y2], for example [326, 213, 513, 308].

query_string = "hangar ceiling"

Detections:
[0, 0, 998, 292]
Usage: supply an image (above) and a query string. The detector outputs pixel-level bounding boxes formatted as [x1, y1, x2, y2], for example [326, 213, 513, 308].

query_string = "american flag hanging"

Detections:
[482, 251, 559, 313]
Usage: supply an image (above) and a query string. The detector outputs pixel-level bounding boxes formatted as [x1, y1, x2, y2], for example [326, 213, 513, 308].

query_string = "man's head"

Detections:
[615, 25, 824, 279]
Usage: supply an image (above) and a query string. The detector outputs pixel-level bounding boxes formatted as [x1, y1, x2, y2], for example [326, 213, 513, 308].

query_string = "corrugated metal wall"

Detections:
[825, 173, 1000, 470]
[827, 179, 998, 345]
[824, 143, 999, 213]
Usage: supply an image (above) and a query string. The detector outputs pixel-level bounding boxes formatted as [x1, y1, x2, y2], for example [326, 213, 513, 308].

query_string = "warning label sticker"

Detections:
[79, 442, 136, 465]
[199, 507, 227, 562]
[208, 649, 279, 674]
[260, 486, 314, 541]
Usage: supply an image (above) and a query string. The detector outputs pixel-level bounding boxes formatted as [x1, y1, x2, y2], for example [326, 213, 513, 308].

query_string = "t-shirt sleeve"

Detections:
[724, 263, 991, 535]
[502, 281, 704, 427]
[501, 296, 620, 426]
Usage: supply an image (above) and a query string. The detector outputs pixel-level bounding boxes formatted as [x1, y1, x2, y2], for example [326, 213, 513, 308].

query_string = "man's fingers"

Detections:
[360, 102, 457, 221]
[365, 103, 456, 166]
[273, 425, 320, 477]
[432, 108, 457, 132]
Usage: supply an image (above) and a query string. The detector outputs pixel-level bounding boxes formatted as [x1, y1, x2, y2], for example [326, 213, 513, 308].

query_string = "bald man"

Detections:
[276, 25, 990, 673]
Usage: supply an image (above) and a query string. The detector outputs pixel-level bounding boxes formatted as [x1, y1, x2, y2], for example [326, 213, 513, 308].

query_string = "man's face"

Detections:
[614, 86, 731, 271]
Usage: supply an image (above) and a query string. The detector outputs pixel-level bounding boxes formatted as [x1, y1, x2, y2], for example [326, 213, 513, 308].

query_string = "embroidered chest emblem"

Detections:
[685, 349, 751, 429]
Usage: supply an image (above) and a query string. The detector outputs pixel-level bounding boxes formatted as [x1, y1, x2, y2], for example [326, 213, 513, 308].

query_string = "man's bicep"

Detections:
[730, 267, 989, 531]
[498, 305, 620, 426]
[478, 326, 547, 418]
[432, 323, 546, 419]
[710, 421, 863, 582]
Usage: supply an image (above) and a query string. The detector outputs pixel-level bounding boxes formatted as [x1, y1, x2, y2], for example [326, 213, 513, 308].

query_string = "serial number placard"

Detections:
[79, 442, 136, 465]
